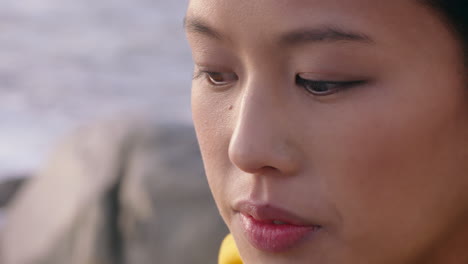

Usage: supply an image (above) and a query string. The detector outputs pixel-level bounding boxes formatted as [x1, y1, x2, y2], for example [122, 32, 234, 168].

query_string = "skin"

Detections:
[185, 0, 468, 263]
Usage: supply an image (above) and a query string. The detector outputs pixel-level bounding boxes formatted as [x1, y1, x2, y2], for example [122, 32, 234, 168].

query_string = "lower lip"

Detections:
[239, 213, 320, 252]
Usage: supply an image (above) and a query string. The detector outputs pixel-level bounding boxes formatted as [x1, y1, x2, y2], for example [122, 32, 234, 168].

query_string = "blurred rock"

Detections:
[0, 177, 28, 208]
[2, 118, 227, 264]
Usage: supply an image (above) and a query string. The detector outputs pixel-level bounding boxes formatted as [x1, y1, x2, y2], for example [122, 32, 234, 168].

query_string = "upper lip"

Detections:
[234, 200, 320, 227]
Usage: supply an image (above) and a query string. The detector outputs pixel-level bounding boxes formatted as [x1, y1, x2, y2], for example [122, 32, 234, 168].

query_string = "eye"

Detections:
[296, 74, 365, 96]
[203, 71, 238, 86]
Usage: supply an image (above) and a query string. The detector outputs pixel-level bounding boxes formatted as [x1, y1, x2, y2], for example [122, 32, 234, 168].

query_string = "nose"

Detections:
[228, 78, 300, 176]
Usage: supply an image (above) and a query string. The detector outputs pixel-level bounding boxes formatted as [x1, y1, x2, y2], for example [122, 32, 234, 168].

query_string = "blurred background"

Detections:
[0, 0, 228, 263]
[0, 0, 193, 181]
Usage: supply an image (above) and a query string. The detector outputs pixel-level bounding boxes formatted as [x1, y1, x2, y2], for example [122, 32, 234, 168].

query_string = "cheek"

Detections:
[191, 84, 235, 219]
[314, 80, 468, 259]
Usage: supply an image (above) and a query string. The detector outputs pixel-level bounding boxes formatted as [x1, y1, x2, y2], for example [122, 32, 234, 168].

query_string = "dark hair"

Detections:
[423, 1, 468, 58]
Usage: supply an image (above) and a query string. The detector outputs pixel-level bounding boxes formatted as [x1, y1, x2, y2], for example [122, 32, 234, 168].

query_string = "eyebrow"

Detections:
[184, 17, 223, 40]
[280, 26, 374, 46]
[184, 16, 375, 46]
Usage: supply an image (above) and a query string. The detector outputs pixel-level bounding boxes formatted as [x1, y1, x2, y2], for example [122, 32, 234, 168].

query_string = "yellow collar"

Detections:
[219, 234, 243, 264]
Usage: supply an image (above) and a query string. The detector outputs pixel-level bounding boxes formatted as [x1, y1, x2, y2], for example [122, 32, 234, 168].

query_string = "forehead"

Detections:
[185, 0, 446, 50]
[186, 0, 418, 28]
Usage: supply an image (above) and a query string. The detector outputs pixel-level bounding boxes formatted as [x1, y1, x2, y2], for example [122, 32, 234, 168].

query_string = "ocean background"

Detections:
[0, 0, 193, 181]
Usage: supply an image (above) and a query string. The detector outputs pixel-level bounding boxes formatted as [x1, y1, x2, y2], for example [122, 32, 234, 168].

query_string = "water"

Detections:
[0, 0, 194, 179]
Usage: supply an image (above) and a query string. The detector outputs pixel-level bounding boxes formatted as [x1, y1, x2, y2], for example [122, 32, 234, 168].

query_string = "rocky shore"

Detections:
[2, 119, 227, 264]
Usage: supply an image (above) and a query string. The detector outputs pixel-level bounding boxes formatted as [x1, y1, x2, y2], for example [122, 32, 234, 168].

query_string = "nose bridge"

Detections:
[228, 75, 298, 175]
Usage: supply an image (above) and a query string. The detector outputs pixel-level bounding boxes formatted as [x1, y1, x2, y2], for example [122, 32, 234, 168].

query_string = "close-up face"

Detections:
[185, 0, 468, 263]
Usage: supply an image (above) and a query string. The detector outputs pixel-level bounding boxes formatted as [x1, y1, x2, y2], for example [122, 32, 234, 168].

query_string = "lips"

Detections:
[235, 201, 321, 252]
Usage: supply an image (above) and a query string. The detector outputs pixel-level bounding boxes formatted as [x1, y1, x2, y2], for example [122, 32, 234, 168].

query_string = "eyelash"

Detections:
[192, 71, 215, 80]
[193, 70, 239, 87]
[193, 70, 365, 96]
[192, 70, 209, 80]
[295, 75, 365, 96]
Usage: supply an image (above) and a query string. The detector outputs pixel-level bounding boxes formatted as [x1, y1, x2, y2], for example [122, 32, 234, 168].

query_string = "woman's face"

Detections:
[186, 0, 468, 263]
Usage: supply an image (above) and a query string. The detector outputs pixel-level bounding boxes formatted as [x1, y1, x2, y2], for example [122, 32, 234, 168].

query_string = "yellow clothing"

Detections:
[219, 234, 243, 264]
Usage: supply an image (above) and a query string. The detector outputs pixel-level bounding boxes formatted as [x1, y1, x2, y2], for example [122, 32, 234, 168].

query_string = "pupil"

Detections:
[314, 83, 329, 92]
[211, 73, 224, 82]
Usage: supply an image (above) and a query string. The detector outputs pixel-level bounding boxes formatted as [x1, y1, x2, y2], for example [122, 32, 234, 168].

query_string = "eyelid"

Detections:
[296, 73, 366, 96]
[297, 72, 363, 82]
[193, 69, 238, 86]
[297, 72, 367, 84]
